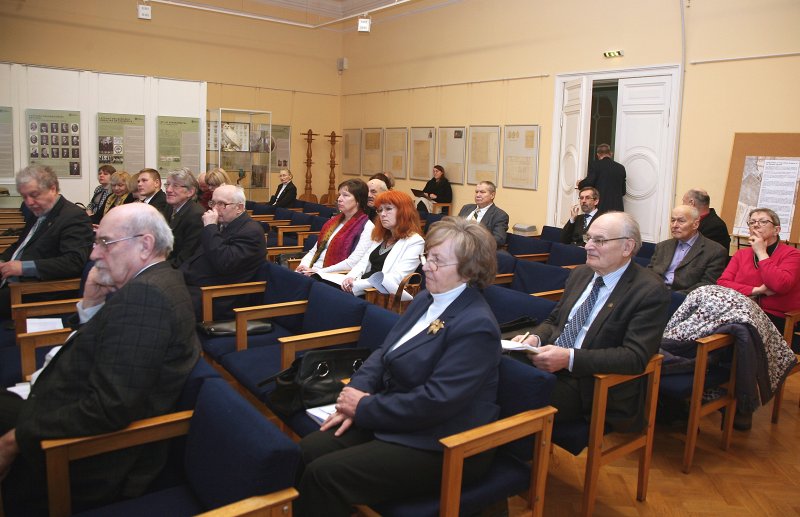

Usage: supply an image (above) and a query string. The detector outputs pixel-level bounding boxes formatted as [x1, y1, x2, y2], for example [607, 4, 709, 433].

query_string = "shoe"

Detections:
[733, 409, 752, 431]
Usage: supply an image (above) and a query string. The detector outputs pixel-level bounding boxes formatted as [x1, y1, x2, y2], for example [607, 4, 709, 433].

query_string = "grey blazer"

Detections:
[648, 234, 727, 294]
[458, 203, 509, 247]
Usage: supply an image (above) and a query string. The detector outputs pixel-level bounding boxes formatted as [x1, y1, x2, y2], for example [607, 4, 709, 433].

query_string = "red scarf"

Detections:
[312, 211, 369, 267]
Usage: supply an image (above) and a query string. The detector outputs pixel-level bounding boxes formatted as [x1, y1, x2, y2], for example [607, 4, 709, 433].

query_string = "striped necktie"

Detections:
[555, 276, 605, 349]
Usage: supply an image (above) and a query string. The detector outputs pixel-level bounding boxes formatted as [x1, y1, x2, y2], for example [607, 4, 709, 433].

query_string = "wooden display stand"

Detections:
[323, 131, 340, 205]
[299, 129, 318, 202]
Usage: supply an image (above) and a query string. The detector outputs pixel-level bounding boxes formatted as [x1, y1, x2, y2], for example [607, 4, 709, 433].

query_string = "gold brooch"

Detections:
[428, 319, 445, 335]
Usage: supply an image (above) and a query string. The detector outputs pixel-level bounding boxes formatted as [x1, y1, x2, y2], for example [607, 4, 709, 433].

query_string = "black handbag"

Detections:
[258, 348, 371, 416]
[196, 318, 273, 337]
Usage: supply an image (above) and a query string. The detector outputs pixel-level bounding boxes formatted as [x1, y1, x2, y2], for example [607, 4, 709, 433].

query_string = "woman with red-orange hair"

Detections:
[340, 190, 424, 299]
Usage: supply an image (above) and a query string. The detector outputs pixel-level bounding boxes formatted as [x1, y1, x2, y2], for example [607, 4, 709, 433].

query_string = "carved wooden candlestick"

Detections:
[300, 129, 319, 202]
[326, 131, 340, 204]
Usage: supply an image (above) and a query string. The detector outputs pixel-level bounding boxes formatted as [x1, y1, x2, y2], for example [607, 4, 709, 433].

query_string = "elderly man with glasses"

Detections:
[512, 211, 670, 431]
[164, 168, 204, 268]
[180, 185, 266, 320]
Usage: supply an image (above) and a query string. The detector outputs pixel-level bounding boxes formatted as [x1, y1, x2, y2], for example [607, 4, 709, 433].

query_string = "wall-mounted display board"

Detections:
[437, 127, 466, 184]
[383, 127, 408, 180]
[342, 129, 361, 176]
[361, 128, 383, 176]
[502, 125, 540, 190]
[467, 126, 500, 185]
[252, 124, 291, 169]
[723, 133, 800, 244]
[0, 107, 12, 178]
[157, 116, 200, 174]
[27, 109, 82, 177]
[97, 113, 145, 172]
[410, 127, 435, 181]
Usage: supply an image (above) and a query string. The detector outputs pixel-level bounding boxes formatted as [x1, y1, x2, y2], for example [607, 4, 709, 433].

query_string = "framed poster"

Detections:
[502, 125, 540, 190]
[342, 129, 361, 176]
[0, 107, 13, 179]
[157, 116, 200, 173]
[27, 109, 82, 177]
[436, 127, 466, 185]
[97, 113, 145, 172]
[467, 126, 500, 185]
[361, 128, 383, 176]
[383, 127, 408, 180]
[410, 127, 435, 181]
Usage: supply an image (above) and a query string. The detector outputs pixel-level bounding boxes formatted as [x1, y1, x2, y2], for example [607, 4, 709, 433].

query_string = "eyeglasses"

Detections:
[419, 253, 458, 272]
[582, 235, 630, 247]
[93, 234, 143, 250]
[208, 200, 237, 209]
[747, 219, 775, 228]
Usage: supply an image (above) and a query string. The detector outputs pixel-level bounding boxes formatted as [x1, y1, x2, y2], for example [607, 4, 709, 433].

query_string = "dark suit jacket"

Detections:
[269, 181, 297, 208]
[350, 287, 501, 451]
[0, 195, 93, 280]
[422, 177, 452, 203]
[15, 263, 199, 506]
[578, 157, 626, 213]
[165, 201, 205, 268]
[698, 208, 731, 252]
[561, 211, 602, 246]
[647, 234, 727, 294]
[458, 204, 509, 247]
[145, 190, 169, 219]
[180, 212, 267, 318]
[533, 262, 669, 429]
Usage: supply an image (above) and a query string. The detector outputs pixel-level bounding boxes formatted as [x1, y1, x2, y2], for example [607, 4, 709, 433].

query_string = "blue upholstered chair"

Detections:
[637, 241, 656, 262]
[46, 378, 300, 517]
[546, 242, 587, 267]
[423, 212, 446, 234]
[538, 225, 562, 242]
[508, 260, 570, 299]
[482, 285, 556, 331]
[250, 202, 276, 216]
[506, 233, 552, 261]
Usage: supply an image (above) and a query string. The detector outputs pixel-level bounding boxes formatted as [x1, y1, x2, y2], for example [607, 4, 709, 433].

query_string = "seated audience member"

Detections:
[414, 165, 452, 213]
[365, 176, 389, 220]
[128, 172, 142, 201]
[180, 185, 266, 319]
[101, 171, 135, 218]
[86, 164, 115, 225]
[682, 188, 731, 252]
[458, 180, 509, 248]
[296, 179, 374, 276]
[137, 168, 168, 218]
[561, 187, 601, 246]
[0, 165, 93, 318]
[196, 171, 211, 210]
[369, 172, 394, 190]
[648, 205, 727, 294]
[337, 190, 424, 299]
[164, 168, 204, 268]
[295, 217, 500, 517]
[0, 203, 199, 511]
[717, 208, 800, 342]
[512, 212, 670, 428]
[268, 169, 297, 208]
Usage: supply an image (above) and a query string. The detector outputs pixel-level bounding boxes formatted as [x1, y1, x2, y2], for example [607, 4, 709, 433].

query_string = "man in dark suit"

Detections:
[180, 185, 266, 319]
[164, 168, 204, 268]
[137, 168, 168, 218]
[578, 143, 626, 213]
[682, 188, 731, 252]
[268, 169, 297, 208]
[0, 165, 93, 318]
[0, 203, 199, 510]
[457, 181, 509, 247]
[648, 205, 727, 294]
[514, 212, 669, 430]
[561, 187, 602, 246]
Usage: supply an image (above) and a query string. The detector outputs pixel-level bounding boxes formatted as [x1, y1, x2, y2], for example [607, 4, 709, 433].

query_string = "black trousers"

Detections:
[295, 426, 493, 517]
[0, 391, 47, 513]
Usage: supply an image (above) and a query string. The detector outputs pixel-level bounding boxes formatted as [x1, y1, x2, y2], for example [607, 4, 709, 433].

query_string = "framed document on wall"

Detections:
[342, 129, 361, 176]
[383, 127, 408, 179]
[410, 127, 435, 181]
[503, 124, 540, 190]
[361, 128, 383, 176]
[437, 126, 466, 185]
[467, 126, 500, 185]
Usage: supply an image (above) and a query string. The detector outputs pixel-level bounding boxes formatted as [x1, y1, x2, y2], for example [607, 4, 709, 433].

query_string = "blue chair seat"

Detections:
[659, 365, 732, 400]
[75, 486, 201, 516]
[199, 324, 294, 362]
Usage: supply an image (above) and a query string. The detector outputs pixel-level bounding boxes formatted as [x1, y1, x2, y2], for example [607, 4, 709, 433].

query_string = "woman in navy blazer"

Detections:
[296, 217, 502, 517]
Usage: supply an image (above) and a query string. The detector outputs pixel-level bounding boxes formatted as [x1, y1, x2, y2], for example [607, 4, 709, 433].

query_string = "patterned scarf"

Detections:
[312, 211, 369, 267]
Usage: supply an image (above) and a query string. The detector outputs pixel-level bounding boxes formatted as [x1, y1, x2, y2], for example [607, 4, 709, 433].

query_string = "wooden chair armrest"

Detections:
[297, 232, 319, 248]
[783, 308, 800, 343]
[9, 278, 81, 306]
[266, 246, 303, 262]
[562, 264, 579, 270]
[233, 301, 308, 352]
[593, 353, 663, 389]
[196, 488, 298, 517]
[695, 333, 735, 352]
[12, 298, 80, 336]
[43, 410, 193, 517]
[439, 406, 557, 454]
[268, 219, 292, 227]
[277, 225, 311, 246]
[200, 281, 267, 323]
[532, 289, 564, 301]
[278, 326, 362, 369]
[514, 253, 549, 262]
[251, 215, 276, 222]
[18, 328, 73, 379]
[492, 273, 513, 285]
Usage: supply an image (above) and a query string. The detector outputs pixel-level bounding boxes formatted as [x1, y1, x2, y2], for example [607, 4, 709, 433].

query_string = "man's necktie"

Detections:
[11, 216, 45, 261]
[555, 276, 605, 349]
[472, 209, 480, 220]
[584, 214, 592, 229]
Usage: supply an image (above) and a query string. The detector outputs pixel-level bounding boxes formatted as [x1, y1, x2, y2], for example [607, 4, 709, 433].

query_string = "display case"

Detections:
[206, 108, 272, 202]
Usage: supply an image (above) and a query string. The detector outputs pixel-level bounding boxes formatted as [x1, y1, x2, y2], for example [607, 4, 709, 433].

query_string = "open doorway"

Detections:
[588, 81, 618, 170]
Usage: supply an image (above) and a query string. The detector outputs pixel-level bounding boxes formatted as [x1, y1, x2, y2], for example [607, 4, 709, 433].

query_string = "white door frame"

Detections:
[547, 64, 682, 241]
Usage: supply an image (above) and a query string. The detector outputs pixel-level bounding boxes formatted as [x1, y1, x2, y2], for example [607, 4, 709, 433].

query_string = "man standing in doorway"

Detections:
[578, 143, 626, 213]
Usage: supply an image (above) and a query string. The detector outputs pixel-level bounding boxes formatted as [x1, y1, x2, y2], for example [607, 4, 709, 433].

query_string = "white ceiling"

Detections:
[254, 0, 404, 19]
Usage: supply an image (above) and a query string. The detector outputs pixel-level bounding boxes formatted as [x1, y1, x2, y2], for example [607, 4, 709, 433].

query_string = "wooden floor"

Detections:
[509, 372, 800, 516]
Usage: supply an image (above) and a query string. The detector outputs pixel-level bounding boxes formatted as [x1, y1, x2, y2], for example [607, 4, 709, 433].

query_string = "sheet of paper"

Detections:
[7, 383, 31, 400]
[501, 339, 540, 353]
[26, 318, 64, 332]
[306, 403, 337, 425]
[316, 272, 347, 286]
